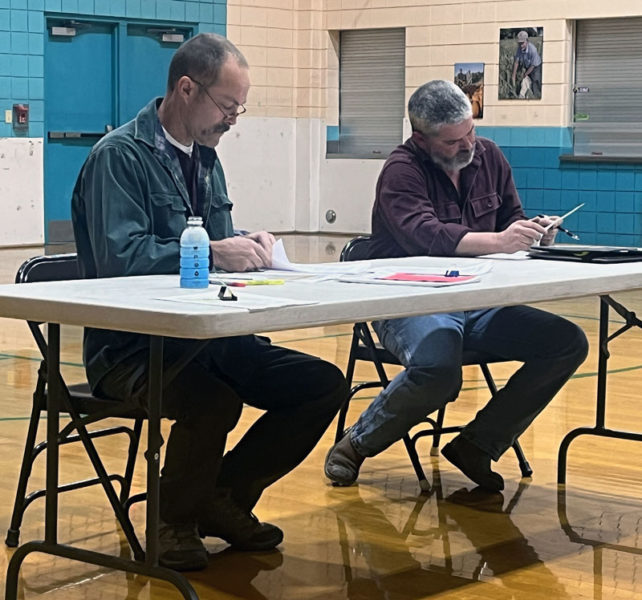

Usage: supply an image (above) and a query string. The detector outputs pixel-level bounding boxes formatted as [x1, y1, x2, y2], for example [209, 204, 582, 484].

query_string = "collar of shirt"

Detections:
[161, 126, 194, 157]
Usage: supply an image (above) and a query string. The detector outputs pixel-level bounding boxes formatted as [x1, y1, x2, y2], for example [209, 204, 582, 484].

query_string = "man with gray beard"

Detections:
[324, 80, 588, 492]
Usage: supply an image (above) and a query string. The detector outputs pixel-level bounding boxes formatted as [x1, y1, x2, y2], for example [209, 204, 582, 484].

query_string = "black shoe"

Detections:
[158, 519, 208, 571]
[199, 490, 283, 551]
[441, 435, 504, 492]
[324, 429, 365, 486]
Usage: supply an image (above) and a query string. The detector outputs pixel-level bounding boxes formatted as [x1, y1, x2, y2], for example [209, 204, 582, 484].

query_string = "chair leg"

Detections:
[430, 408, 447, 456]
[119, 418, 144, 504]
[5, 397, 44, 548]
[402, 434, 431, 492]
[512, 440, 533, 477]
[335, 325, 361, 443]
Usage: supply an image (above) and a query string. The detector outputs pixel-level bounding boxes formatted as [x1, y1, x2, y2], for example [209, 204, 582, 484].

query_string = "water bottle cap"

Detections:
[187, 216, 203, 226]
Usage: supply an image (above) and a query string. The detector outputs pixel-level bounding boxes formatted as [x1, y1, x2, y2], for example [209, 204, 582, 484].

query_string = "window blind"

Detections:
[574, 18, 642, 156]
[338, 28, 405, 157]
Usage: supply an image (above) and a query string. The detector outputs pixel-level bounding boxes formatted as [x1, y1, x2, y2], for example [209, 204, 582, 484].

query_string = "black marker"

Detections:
[537, 214, 580, 240]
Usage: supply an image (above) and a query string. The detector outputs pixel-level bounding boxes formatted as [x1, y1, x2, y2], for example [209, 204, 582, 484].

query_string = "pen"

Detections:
[537, 215, 580, 240]
[542, 203, 585, 233]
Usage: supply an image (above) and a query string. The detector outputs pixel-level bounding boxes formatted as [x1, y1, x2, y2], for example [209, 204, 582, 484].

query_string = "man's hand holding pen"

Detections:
[531, 203, 583, 246]
[530, 215, 559, 246]
[536, 214, 580, 240]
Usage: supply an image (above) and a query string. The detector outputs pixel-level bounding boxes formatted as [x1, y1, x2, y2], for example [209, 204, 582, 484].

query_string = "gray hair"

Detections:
[167, 33, 248, 91]
[408, 80, 472, 136]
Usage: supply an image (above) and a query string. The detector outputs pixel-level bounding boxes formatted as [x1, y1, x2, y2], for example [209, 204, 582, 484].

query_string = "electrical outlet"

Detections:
[4, 110, 11, 124]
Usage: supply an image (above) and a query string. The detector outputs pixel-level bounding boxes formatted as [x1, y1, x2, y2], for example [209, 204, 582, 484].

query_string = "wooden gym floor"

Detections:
[0, 235, 641, 599]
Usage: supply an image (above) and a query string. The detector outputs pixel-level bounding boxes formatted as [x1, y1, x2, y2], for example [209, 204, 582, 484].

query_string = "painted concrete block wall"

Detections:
[4, 0, 642, 245]
[0, 0, 224, 247]
[226, 0, 642, 240]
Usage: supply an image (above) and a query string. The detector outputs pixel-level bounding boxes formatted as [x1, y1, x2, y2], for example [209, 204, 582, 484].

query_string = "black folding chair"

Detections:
[5, 253, 146, 550]
[336, 237, 532, 491]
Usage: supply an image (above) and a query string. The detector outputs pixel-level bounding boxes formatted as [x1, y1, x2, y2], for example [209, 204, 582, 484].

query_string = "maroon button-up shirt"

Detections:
[367, 136, 526, 258]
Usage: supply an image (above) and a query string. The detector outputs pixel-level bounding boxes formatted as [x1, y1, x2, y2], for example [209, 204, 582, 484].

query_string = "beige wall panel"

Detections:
[240, 6, 268, 26]
[267, 7, 294, 28]
[267, 28, 294, 47]
[541, 40, 567, 63]
[340, 6, 427, 29]
[406, 26, 430, 47]
[248, 65, 267, 86]
[296, 10, 323, 29]
[266, 66, 294, 87]
[525, 103, 569, 125]
[295, 48, 321, 69]
[241, 45, 268, 67]
[341, 0, 388, 8]
[267, 47, 295, 67]
[430, 3, 463, 26]
[247, 85, 267, 110]
[294, 87, 311, 107]
[267, 86, 293, 107]
[325, 11, 341, 29]
[265, 106, 292, 117]
[458, 22, 499, 44]
[227, 4, 240, 24]
[462, 2, 498, 23]
[430, 43, 495, 66]
[406, 66, 443, 88]
[365, 7, 429, 29]
[429, 24, 464, 45]
[226, 24, 241, 41]
[240, 25, 267, 46]
[405, 46, 430, 68]
[545, 62, 568, 85]
[240, 0, 293, 7]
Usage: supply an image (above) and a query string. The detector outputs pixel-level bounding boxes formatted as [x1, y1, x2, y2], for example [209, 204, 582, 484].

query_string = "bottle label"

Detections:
[180, 222, 209, 288]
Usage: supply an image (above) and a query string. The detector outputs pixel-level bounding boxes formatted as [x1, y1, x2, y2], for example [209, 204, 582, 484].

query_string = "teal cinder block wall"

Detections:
[478, 126, 642, 246]
[0, 0, 226, 138]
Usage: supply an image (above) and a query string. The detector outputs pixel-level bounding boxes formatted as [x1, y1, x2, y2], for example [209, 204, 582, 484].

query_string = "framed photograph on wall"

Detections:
[499, 27, 543, 100]
[455, 62, 484, 118]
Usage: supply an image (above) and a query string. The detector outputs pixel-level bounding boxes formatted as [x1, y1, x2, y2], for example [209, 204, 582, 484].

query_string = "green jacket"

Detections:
[71, 98, 236, 394]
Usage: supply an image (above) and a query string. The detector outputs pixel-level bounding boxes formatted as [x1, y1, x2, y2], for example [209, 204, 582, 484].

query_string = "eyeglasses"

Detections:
[190, 77, 246, 119]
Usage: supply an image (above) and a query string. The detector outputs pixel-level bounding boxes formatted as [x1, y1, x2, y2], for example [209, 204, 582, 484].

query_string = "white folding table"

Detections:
[2, 255, 642, 599]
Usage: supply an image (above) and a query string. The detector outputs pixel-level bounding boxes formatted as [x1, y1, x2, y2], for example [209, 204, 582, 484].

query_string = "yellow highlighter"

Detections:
[244, 279, 285, 286]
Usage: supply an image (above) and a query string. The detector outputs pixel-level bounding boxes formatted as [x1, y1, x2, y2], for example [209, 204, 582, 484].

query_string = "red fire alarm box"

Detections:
[13, 104, 29, 132]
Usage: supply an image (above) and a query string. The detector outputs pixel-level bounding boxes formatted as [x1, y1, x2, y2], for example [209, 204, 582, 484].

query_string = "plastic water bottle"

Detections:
[180, 216, 209, 288]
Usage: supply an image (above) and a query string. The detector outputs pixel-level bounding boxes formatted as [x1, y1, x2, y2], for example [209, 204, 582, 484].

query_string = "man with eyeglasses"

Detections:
[72, 33, 347, 571]
[324, 80, 588, 493]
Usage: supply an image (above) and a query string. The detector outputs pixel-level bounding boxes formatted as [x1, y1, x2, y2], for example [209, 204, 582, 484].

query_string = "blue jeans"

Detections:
[350, 306, 588, 460]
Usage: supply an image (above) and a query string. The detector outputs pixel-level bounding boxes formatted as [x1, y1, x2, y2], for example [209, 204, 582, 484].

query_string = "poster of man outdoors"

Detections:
[454, 62, 484, 118]
[499, 27, 543, 100]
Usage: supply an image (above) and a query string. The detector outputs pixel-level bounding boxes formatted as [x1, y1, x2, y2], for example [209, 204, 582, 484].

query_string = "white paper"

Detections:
[158, 290, 318, 312]
[271, 239, 373, 275]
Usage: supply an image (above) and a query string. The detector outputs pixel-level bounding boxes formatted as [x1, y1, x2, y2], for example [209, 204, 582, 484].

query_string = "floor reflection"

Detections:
[328, 476, 574, 600]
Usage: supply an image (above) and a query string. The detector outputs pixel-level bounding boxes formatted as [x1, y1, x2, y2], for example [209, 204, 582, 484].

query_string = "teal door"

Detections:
[44, 21, 115, 243]
[44, 20, 192, 243]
